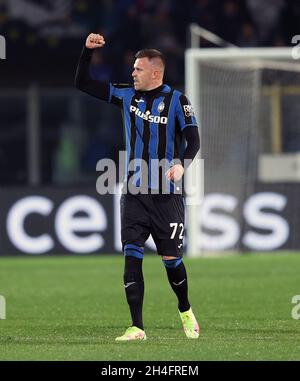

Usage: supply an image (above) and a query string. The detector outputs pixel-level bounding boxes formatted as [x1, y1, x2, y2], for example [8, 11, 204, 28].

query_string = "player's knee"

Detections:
[162, 257, 183, 268]
[123, 243, 144, 260]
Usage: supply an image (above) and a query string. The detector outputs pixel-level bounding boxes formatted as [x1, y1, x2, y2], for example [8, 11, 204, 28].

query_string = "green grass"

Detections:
[0, 253, 300, 360]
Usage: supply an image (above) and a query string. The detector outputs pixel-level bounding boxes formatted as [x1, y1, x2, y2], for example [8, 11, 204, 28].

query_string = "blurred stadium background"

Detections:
[0, 0, 300, 361]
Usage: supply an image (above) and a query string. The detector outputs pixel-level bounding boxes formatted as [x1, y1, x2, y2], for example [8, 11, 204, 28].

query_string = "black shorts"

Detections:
[120, 193, 185, 257]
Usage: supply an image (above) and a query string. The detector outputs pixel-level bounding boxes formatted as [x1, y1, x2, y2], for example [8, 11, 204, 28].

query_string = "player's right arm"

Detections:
[75, 33, 132, 106]
[74, 33, 110, 101]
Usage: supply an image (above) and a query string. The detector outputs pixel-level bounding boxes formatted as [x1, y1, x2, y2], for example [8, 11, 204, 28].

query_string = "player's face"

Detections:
[132, 58, 154, 91]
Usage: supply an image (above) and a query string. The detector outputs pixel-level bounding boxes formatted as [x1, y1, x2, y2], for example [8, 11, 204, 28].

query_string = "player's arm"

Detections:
[166, 128, 200, 181]
[177, 93, 200, 166]
[74, 33, 110, 101]
[182, 127, 200, 163]
[166, 95, 200, 182]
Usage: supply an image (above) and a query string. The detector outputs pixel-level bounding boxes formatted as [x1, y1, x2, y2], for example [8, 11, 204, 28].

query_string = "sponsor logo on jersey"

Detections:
[130, 105, 168, 124]
[183, 104, 194, 117]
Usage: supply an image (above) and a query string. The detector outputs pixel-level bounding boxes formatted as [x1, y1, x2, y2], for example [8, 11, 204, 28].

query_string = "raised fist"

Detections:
[86, 33, 105, 49]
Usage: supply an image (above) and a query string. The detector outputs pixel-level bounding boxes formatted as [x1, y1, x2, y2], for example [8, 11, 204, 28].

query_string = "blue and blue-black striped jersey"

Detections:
[108, 83, 198, 192]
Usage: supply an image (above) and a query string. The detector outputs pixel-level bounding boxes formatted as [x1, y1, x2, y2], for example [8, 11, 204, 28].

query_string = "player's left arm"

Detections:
[166, 94, 200, 181]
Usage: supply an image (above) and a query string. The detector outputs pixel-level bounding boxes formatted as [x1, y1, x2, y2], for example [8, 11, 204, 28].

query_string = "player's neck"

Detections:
[144, 82, 163, 92]
[141, 84, 164, 95]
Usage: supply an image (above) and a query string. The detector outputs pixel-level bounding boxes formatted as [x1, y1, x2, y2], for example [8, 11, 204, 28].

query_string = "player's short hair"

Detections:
[135, 49, 166, 69]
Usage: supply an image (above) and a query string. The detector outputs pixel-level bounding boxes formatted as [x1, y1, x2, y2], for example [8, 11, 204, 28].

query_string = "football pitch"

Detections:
[0, 253, 299, 361]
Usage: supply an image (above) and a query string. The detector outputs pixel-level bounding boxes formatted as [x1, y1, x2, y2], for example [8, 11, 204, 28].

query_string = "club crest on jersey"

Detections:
[130, 105, 168, 124]
[158, 102, 165, 113]
[183, 105, 194, 117]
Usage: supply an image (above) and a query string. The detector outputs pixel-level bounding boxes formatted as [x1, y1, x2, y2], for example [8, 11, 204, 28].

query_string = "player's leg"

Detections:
[162, 256, 190, 313]
[116, 249, 146, 341]
[162, 255, 199, 339]
[151, 194, 188, 311]
[151, 194, 200, 338]
[116, 194, 150, 341]
[123, 246, 144, 331]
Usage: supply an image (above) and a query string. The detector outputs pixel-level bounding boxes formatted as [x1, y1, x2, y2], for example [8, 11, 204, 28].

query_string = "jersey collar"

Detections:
[137, 84, 171, 98]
